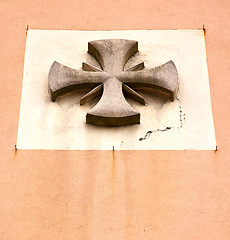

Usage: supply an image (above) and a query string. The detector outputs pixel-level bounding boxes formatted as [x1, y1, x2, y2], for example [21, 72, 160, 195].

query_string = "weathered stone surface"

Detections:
[48, 39, 178, 126]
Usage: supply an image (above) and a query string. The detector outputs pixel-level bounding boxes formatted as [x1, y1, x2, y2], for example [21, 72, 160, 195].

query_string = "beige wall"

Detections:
[0, 1, 229, 239]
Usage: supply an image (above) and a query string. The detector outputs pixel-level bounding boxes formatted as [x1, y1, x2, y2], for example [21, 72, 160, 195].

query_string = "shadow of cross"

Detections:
[48, 39, 178, 126]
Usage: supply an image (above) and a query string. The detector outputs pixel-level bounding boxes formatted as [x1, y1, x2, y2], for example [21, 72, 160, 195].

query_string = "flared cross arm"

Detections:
[48, 61, 110, 102]
[88, 39, 138, 74]
[117, 60, 179, 101]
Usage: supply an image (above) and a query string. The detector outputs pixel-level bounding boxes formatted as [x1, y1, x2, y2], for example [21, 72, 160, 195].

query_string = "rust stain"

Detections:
[203, 25, 206, 38]
[13, 145, 18, 159]
[214, 145, 218, 154]
[111, 150, 116, 199]
[111, 151, 116, 181]
[13, 151, 17, 159]
[124, 158, 135, 240]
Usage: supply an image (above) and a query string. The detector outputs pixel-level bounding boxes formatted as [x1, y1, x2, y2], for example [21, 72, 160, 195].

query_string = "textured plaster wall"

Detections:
[0, 0, 230, 240]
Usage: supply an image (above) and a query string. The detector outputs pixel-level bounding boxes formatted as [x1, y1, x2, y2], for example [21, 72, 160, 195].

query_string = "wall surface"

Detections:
[0, 0, 230, 240]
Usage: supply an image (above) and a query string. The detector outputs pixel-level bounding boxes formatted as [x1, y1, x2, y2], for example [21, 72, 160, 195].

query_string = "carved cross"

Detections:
[48, 39, 178, 126]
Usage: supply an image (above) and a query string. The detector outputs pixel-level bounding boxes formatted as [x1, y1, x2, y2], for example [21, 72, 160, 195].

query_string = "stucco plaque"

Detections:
[17, 30, 216, 150]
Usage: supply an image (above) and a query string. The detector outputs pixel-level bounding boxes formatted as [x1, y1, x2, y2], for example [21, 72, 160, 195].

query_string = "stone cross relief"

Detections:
[48, 39, 178, 126]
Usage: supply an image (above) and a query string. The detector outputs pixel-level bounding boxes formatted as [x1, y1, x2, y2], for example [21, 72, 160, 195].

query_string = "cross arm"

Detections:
[117, 60, 179, 101]
[48, 61, 110, 101]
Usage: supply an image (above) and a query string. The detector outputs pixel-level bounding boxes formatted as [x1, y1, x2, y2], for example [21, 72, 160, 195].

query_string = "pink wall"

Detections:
[0, 1, 229, 239]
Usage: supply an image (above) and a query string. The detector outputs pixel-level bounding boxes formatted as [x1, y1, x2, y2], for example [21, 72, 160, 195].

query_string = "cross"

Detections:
[48, 39, 178, 126]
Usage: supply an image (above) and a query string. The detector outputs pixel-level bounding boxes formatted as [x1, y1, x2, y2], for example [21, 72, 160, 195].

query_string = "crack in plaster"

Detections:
[139, 127, 172, 141]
